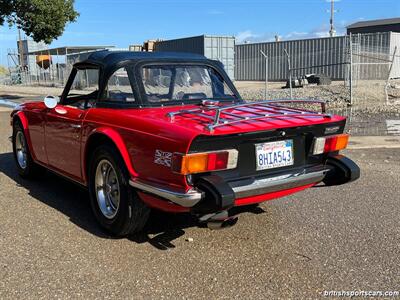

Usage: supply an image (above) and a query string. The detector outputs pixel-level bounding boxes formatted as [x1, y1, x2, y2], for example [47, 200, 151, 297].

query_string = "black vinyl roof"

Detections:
[62, 50, 241, 109]
[76, 50, 208, 67]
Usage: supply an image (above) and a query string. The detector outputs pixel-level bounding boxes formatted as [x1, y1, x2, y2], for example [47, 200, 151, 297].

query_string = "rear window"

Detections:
[104, 67, 136, 103]
[141, 65, 237, 104]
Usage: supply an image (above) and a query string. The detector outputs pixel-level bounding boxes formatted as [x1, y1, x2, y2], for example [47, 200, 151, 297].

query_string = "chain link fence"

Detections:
[235, 32, 399, 108]
[348, 33, 400, 108]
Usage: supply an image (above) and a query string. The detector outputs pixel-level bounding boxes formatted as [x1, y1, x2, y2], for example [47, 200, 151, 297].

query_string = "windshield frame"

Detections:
[135, 61, 242, 107]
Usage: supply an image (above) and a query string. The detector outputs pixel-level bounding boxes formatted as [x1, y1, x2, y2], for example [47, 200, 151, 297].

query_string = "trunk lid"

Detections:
[189, 119, 346, 182]
[172, 100, 347, 182]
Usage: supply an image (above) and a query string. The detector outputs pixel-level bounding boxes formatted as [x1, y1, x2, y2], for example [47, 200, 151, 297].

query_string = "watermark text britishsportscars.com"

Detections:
[322, 290, 399, 297]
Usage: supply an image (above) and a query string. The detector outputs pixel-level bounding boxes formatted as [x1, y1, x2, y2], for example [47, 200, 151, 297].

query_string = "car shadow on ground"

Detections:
[0, 94, 24, 100]
[0, 152, 265, 250]
[129, 204, 265, 250]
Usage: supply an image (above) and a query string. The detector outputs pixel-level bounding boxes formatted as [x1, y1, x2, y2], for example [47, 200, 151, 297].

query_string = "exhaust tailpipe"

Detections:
[207, 216, 238, 230]
[198, 210, 238, 230]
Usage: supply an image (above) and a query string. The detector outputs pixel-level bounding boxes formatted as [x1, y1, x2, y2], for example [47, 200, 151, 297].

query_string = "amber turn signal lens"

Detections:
[334, 134, 349, 151]
[181, 153, 209, 174]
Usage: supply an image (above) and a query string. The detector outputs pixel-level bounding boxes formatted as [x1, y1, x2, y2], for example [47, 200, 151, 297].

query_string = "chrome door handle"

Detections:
[55, 107, 67, 115]
[70, 124, 81, 129]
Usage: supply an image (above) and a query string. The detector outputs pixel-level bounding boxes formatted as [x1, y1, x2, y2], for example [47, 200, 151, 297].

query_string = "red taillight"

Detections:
[207, 151, 229, 170]
[324, 136, 338, 152]
[172, 150, 238, 175]
[313, 134, 349, 155]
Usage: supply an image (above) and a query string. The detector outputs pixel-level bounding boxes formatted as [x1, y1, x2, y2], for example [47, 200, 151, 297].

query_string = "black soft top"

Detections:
[63, 50, 241, 108]
[75, 50, 209, 69]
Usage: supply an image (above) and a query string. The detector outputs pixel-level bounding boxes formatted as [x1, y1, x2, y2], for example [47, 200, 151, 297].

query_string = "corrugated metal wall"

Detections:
[154, 35, 235, 79]
[235, 36, 348, 81]
[203, 36, 235, 80]
[235, 33, 392, 81]
[154, 36, 205, 55]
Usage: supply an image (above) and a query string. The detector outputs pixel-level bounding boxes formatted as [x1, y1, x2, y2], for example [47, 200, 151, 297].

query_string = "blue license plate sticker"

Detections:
[255, 140, 294, 170]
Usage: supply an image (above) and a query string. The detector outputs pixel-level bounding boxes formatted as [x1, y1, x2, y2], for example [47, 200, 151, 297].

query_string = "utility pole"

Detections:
[18, 29, 23, 68]
[328, 0, 338, 37]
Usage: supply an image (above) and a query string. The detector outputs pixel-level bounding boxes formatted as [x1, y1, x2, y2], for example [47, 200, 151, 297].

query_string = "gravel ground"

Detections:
[236, 80, 400, 114]
[235, 81, 400, 136]
[0, 110, 399, 299]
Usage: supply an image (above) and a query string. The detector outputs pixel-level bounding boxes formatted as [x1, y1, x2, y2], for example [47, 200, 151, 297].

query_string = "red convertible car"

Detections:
[10, 51, 360, 236]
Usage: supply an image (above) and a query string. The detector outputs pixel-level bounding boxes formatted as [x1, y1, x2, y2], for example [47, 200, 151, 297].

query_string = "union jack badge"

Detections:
[154, 150, 172, 167]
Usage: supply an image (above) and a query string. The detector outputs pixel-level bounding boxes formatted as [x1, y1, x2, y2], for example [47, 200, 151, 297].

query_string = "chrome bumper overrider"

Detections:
[129, 168, 329, 208]
[129, 179, 204, 207]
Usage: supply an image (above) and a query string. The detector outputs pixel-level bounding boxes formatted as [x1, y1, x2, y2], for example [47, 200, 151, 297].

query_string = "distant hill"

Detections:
[0, 65, 8, 75]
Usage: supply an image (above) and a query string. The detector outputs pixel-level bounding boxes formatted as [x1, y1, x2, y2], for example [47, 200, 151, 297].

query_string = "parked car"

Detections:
[10, 51, 360, 236]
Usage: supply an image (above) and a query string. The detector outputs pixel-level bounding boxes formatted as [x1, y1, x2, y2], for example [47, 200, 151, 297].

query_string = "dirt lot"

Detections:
[235, 80, 400, 113]
[0, 107, 400, 298]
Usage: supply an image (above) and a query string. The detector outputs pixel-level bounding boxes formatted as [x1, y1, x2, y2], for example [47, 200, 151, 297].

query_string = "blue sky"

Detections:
[1, 0, 399, 66]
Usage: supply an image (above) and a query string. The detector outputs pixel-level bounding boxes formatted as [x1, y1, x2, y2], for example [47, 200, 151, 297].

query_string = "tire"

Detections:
[12, 121, 44, 178]
[88, 144, 150, 236]
[316, 75, 332, 86]
[306, 74, 332, 85]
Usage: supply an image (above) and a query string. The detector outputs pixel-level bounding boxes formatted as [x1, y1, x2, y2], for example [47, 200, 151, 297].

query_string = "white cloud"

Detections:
[236, 30, 261, 43]
[236, 21, 348, 44]
[284, 31, 309, 39]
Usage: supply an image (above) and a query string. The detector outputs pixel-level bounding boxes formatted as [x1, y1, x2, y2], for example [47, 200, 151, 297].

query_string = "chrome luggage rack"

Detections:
[167, 99, 330, 132]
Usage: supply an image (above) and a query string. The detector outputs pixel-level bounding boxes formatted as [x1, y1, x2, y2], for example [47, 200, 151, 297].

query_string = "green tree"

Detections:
[0, 0, 79, 44]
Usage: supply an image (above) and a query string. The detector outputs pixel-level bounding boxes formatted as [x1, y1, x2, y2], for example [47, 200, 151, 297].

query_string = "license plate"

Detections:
[255, 140, 294, 170]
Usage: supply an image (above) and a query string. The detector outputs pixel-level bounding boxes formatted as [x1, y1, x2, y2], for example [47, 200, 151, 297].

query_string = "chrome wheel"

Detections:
[95, 159, 120, 219]
[15, 131, 27, 169]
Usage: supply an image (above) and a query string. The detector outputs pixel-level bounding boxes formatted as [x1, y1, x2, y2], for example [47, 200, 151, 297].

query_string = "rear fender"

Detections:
[83, 127, 138, 183]
[13, 111, 28, 130]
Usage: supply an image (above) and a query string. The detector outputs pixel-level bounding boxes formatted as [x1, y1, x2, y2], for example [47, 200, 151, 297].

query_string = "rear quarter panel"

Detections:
[83, 108, 198, 189]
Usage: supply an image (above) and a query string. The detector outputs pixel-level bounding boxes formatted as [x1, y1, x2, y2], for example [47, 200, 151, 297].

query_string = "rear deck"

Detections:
[167, 100, 330, 132]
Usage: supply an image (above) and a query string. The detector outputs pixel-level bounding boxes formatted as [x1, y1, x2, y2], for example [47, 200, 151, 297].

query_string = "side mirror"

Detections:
[44, 95, 59, 109]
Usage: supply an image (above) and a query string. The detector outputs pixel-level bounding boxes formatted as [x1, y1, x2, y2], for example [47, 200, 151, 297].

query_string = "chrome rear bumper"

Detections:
[129, 167, 329, 208]
[231, 168, 328, 199]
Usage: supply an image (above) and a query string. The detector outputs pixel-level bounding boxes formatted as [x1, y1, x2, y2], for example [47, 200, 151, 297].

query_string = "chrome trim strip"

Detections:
[231, 168, 328, 199]
[129, 179, 203, 207]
